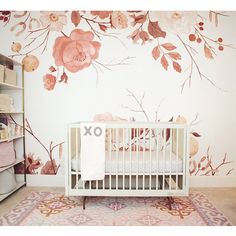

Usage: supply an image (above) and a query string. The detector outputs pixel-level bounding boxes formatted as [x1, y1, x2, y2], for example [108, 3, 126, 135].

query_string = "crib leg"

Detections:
[82, 196, 87, 210]
[167, 196, 174, 210]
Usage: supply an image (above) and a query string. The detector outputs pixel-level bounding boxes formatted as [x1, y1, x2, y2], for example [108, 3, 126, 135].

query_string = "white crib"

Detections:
[65, 122, 189, 208]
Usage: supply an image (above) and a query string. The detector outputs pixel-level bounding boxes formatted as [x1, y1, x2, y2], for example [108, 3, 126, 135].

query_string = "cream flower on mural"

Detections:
[111, 11, 128, 29]
[149, 11, 197, 34]
[22, 55, 39, 72]
[39, 11, 67, 31]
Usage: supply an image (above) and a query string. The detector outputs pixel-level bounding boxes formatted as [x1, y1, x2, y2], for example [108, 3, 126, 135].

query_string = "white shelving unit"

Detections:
[0, 54, 26, 202]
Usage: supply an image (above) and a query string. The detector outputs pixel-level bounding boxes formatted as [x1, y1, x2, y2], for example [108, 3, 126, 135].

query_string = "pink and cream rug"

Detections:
[0, 192, 232, 226]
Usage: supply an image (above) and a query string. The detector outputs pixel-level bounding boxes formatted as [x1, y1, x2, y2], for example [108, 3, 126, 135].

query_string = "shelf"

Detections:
[0, 82, 22, 90]
[0, 53, 25, 203]
[0, 135, 24, 143]
[0, 111, 24, 114]
[0, 157, 25, 173]
[0, 181, 26, 202]
[0, 54, 21, 66]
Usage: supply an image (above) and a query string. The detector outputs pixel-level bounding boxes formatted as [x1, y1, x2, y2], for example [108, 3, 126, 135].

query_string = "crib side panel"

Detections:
[66, 123, 189, 197]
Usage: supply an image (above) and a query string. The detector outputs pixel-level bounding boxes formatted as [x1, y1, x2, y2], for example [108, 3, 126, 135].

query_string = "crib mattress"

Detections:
[71, 151, 183, 174]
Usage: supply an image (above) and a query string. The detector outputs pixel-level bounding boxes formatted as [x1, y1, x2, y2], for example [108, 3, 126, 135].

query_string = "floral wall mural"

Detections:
[0, 11, 235, 177]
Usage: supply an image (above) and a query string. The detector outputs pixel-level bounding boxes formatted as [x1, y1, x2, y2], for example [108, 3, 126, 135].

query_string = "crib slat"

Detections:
[149, 129, 152, 190]
[185, 126, 190, 194]
[75, 128, 79, 189]
[136, 128, 139, 190]
[129, 127, 132, 190]
[169, 128, 172, 190]
[143, 128, 145, 190]
[123, 128, 125, 190]
[68, 127, 72, 191]
[183, 127, 186, 190]
[176, 128, 179, 190]
[156, 128, 159, 190]
[109, 128, 112, 190]
[116, 128, 118, 190]
[163, 128, 166, 190]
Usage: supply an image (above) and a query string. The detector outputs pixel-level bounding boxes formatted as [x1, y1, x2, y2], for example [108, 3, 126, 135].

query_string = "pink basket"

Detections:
[0, 141, 16, 168]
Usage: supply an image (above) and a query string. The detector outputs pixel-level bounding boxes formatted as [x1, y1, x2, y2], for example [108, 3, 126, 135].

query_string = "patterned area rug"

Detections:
[0, 192, 232, 226]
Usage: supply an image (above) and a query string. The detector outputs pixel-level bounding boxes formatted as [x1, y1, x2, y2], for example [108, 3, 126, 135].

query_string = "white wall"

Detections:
[0, 11, 235, 179]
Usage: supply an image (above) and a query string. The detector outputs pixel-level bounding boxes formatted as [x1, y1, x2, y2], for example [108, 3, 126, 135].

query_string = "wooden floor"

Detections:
[0, 187, 236, 225]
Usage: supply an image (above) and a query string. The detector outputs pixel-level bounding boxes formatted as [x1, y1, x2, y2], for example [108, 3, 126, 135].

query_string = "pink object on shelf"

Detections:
[0, 141, 16, 168]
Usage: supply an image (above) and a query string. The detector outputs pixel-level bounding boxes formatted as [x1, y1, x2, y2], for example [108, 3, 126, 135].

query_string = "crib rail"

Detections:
[65, 122, 189, 197]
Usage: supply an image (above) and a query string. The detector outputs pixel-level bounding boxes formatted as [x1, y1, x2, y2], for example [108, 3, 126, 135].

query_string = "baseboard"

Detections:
[26, 175, 64, 187]
[25, 175, 236, 188]
[189, 176, 236, 188]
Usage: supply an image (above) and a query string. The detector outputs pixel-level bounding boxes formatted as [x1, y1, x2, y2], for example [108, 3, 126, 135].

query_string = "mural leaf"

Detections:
[168, 52, 181, 60]
[139, 30, 149, 44]
[148, 21, 166, 38]
[204, 44, 214, 59]
[130, 29, 140, 43]
[161, 43, 176, 51]
[161, 55, 168, 70]
[173, 61, 182, 73]
[130, 14, 147, 26]
[152, 46, 160, 60]
[192, 132, 201, 137]
[71, 11, 81, 27]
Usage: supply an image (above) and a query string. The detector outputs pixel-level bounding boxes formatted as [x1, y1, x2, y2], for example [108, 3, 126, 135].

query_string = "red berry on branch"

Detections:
[218, 45, 224, 51]
[197, 38, 202, 43]
[189, 34, 196, 41]
[199, 22, 204, 26]
[218, 37, 223, 42]
[199, 27, 204, 31]
[0, 16, 3, 20]
[3, 17, 8, 22]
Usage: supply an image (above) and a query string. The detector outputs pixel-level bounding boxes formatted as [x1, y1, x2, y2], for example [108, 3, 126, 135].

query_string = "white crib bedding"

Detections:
[71, 150, 183, 174]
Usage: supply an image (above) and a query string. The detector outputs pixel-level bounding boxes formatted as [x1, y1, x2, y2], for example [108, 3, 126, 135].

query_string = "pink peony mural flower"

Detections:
[26, 153, 42, 174]
[149, 11, 197, 34]
[53, 29, 101, 73]
[39, 11, 67, 31]
[111, 11, 128, 29]
[91, 11, 112, 19]
[43, 74, 56, 91]
[15, 153, 42, 174]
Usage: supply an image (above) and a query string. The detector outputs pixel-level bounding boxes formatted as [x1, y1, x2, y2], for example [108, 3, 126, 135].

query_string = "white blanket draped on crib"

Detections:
[80, 122, 106, 181]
